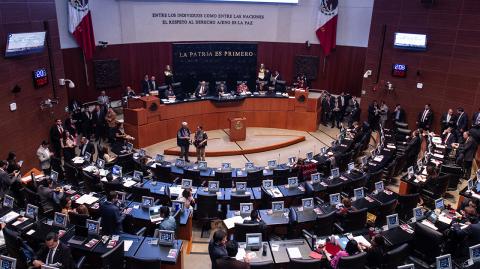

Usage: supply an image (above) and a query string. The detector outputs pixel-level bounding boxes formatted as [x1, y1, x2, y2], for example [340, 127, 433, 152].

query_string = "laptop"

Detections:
[198, 161, 207, 170]
[353, 187, 365, 200]
[221, 163, 232, 170]
[53, 212, 67, 228]
[288, 157, 296, 165]
[267, 160, 277, 169]
[360, 156, 368, 166]
[117, 191, 127, 206]
[138, 149, 146, 158]
[321, 147, 327, 155]
[96, 159, 105, 169]
[374, 181, 385, 193]
[87, 220, 100, 235]
[435, 198, 445, 210]
[67, 225, 89, 245]
[0, 256, 16, 269]
[154, 229, 175, 246]
[126, 142, 134, 152]
[172, 200, 184, 212]
[182, 179, 193, 189]
[407, 166, 414, 178]
[235, 182, 247, 194]
[2, 195, 14, 208]
[50, 170, 59, 182]
[245, 162, 255, 171]
[287, 177, 298, 189]
[386, 213, 399, 230]
[412, 207, 424, 222]
[142, 196, 154, 208]
[83, 152, 92, 162]
[149, 206, 163, 223]
[330, 168, 340, 179]
[330, 193, 341, 206]
[132, 170, 143, 182]
[240, 203, 253, 217]
[436, 254, 452, 269]
[246, 233, 262, 251]
[311, 173, 321, 184]
[262, 180, 273, 190]
[112, 165, 122, 178]
[25, 204, 38, 219]
[155, 154, 164, 163]
[208, 181, 219, 193]
[347, 162, 355, 173]
[306, 152, 313, 161]
[469, 243, 480, 263]
[272, 201, 284, 213]
[467, 179, 474, 191]
[175, 158, 185, 167]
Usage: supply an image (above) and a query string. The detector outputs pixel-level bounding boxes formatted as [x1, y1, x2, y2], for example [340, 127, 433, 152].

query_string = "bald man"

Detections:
[177, 122, 191, 162]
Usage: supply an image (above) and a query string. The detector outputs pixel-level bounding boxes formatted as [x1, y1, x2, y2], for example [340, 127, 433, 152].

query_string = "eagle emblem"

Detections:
[320, 0, 338, 16]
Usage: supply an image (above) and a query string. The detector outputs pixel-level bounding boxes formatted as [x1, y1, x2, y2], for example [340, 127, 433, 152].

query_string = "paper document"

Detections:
[124, 240, 133, 252]
[353, 236, 371, 248]
[123, 180, 136, 187]
[0, 211, 20, 223]
[235, 247, 246, 260]
[223, 216, 244, 229]
[287, 247, 302, 259]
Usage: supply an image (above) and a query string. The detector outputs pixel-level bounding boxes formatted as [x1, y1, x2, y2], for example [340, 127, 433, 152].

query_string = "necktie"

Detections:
[476, 114, 480, 125]
[47, 249, 53, 265]
[82, 144, 86, 155]
[200, 86, 204, 94]
[396, 110, 400, 120]
[457, 114, 462, 126]
[446, 114, 450, 123]
[445, 133, 450, 144]
[422, 110, 428, 122]
[58, 126, 63, 134]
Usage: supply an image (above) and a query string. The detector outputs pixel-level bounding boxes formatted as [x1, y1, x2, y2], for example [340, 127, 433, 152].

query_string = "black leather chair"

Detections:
[64, 162, 81, 186]
[325, 182, 344, 195]
[250, 260, 274, 269]
[273, 168, 289, 185]
[230, 193, 251, 211]
[367, 170, 383, 191]
[247, 169, 263, 187]
[103, 180, 123, 194]
[412, 222, 444, 264]
[421, 174, 450, 207]
[184, 168, 202, 187]
[23, 187, 54, 217]
[393, 154, 408, 177]
[115, 153, 135, 174]
[130, 185, 152, 202]
[288, 258, 322, 269]
[314, 211, 336, 236]
[337, 251, 367, 269]
[126, 257, 161, 269]
[396, 193, 420, 220]
[234, 223, 262, 242]
[382, 243, 410, 269]
[68, 211, 91, 227]
[375, 199, 398, 226]
[101, 241, 124, 269]
[215, 170, 233, 188]
[382, 159, 397, 185]
[195, 193, 220, 237]
[3, 228, 31, 269]
[152, 164, 172, 181]
[335, 208, 368, 233]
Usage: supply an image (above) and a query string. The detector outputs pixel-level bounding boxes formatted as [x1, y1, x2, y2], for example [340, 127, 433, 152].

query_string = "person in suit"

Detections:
[217, 83, 228, 97]
[149, 76, 158, 92]
[216, 240, 250, 269]
[378, 101, 389, 129]
[32, 232, 73, 269]
[441, 127, 456, 154]
[195, 81, 209, 98]
[100, 191, 126, 235]
[124, 86, 136, 99]
[257, 63, 267, 81]
[348, 96, 361, 128]
[270, 70, 281, 86]
[97, 90, 110, 109]
[458, 220, 480, 246]
[440, 108, 456, 132]
[0, 160, 20, 198]
[164, 65, 174, 86]
[454, 131, 478, 179]
[456, 107, 468, 133]
[80, 105, 93, 139]
[472, 108, 480, 127]
[61, 131, 77, 162]
[406, 130, 422, 167]
[6, 152, 21, 174]
[177, 122, 191, 162]
[330, 97, 342, 129]
[417, 104, 433, 130]
[208, 229, 228, 269]
[37, 178, 64, 212]
[141, 74, 150, 95]
[337, 92, 350, 122]
[50, 119, 64, 158]
[92, 104, 106, 142]
[37, 141, 53, 175]
[78, 137, 95, 162]
[392, 104, 406, 123]
[158, 206, 176, 232]
[368, 100, 380, 131]
[321, 93, 331, 126]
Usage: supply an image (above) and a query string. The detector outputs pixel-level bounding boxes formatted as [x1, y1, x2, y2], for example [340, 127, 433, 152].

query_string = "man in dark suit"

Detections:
[472, 108, 480, 127]
[37, 178, 64, 211]
[216, 240, 250, 269]
[148, 76, 158, 92]
[456, 107, 468, 133]
[91, 105, 106, 142]
[417, 104, 433, 130]
[0, 160, 20, 198]
[177, 122, 191, 162]
[441, 127, 456, 154]
[392, 104, 406, 123]
[270, 70, 281, 86]
[79, 137, 95, 161]
[406, 130, 422, 167]
[49, 119, 64, 158]
[440, 108, 456, 132]
[32, 232, 73, 269]
[321, 93, 331, 126]
[195, 81, 209, 98]
[208, 229, 228, 269]
[455, 131, 477, 179]
[141, 74, 150, 95]
[459, 221, 480, 246]
[100, 191, 126, 235]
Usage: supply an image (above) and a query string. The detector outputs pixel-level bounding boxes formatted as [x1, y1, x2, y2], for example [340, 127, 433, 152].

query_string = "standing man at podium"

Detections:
[177, 122, 191, 162]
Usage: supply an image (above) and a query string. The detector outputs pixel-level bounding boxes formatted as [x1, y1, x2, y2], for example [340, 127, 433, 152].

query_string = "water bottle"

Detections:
[312, 235, 317, 250]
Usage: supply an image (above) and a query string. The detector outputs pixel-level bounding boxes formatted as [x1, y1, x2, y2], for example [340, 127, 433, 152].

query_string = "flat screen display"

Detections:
[195, 0, 297, 2]
[394, 33, 427, 51]
[5, 32, 46, 57]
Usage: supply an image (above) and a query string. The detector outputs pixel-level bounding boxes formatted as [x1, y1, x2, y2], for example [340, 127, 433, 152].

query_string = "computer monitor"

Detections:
[321, 147, 327, 155]
[236, 182, 247, 193]
[435, 198, 445, 210]
[240, 203, 253, 216]
[353, 188, 365, 200]
[96, 159, 105, 169]
[311, 173, 321, 184]
[221, 163, 231, 170]
[330, 168, 340, 178]
[86, 219, 100, 235]
[267, 160, 277, 168]
[142, 196, 154, 208]
[112, 165, 122, 177]
[50, 170, 59, 182]
[126, 142, 134, 152]
[469, 243, 480, 263]
[262, 180, 273, 190]
[375, 181, 385, 193]
[3, 195, 14, 208]
[386, 213, 399, 230]
[246, 233, 262, 251]
[302, 198, 314, 210]
[172, 200, 184, 212]
[182, 179, 192, 189]
[155, 229, 175, 246]
[25, 204, 38, 219]
[138, 149, 146, 158]
[132, 170, 143, 181]
[272, 201, 284, 212]
[175, 158, 185, 167]
[245, 162, 255, 170]
[0, 256, 16, 269]
[407, 166, 414, 177]
[155, 154, 164, 163]
[436, 254, 452, 269]
[347, 162, 355, 172]
[467, 179, 474, 191]
[149, 205, 161, 220]
[288, 177, 298, 188]
[397, 264, 414, 269]
[198, 161, 207, 170]
[83, 152, 92, 162]
[208, 181, 219, 193]
[288, 157, 296, 165]
[306, 152, 313, 160]
[413, 207, 424, 222]
[53, 212, 67, 228]
[117, 191, 126, 203]
[330, 193, 341, 205]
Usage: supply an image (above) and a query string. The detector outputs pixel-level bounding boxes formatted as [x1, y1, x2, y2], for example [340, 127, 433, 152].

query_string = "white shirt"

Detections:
[46, 245, 59, 265]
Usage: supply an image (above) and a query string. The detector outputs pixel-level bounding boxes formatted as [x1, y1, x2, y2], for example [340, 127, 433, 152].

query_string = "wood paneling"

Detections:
[62, 43, 366, 103]
[361, 0, 480, 133]
[0, 1, 67, 170]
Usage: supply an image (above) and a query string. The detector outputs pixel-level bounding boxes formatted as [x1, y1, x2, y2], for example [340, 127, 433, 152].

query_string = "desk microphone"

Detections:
[262, 243, 267, 256]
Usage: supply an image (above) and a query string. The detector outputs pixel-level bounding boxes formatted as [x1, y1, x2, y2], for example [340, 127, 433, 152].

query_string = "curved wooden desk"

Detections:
[124, 95, 320, 148]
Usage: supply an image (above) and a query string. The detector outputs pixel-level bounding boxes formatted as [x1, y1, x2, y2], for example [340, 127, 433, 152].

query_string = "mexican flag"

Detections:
[315, 0, 339, 56]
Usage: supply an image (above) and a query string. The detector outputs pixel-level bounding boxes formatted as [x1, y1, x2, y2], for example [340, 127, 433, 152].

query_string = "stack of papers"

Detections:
[72, 157, 84, 164]
[223, 216, 244, 229]
[373, 156, 384, 162]
[269, 188, 283, 198]
[123, 180, 136, 187]
[75, 194, 99, 205]
[0, 211, 20, 223]
[353, 235, 371, 248]
[287, 247, 302, 259]
[421, 220, 438, 230]
[124, 240, 133, 252]
[235, 248, 246, 260]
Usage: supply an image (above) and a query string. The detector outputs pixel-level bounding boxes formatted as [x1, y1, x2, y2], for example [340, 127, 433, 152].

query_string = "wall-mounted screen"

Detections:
[5, 32, 46, 57]
[392, 64, 407, 78]
[394, 33, 427, 51]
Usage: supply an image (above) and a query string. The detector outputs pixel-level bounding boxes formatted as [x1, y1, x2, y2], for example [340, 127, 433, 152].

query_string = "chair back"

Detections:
[126, 257, 161, 269]
[152, 165, 172, 181]
[247, 169, 263, 187]
[396, 193, 419, 220]
[375, 199, 398, 226]
[234, 222, 261, 242]
[116, 153, 134, 174]
[184, 169, 201, 187]
[196, 193, 218, 219]
[288, 258, 322, 269]
[273, 168, 289, 185]
[3, 228, 28, 269]
[64, 162, 80, 186]
[250, 260, 274, 269]
[383, 243, 410, 269]
[343, 208, 368, 232]
[413, 222, 444, 263]
[230, 193, 251, 211]
[325, 182, 343, 195]
[68, 211, 90, 226]
[314, 211, 337, 236]
[337, 251, 368, 269]
[130, 185, 152, 202]
[214, 170, 233, 188]
[101, 241, 124, 269]
[434, 174, 451, 196]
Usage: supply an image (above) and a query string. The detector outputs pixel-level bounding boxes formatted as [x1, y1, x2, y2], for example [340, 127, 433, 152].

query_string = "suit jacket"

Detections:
[440, 113, 457, 130]
[456, 112, 468, 131]
[208, 241, 228, 269]
[141, 79, 150, 94]
[36, 242, 73, 269]
[460, 137, 477, 162]
[321, 97, 331, 112]
[441, 132, 456, 147]
[462, 222, 480, 246]
[100, 201, 125, 235]
[216, 257, 250, 269]
[79, 142, 95, 160]
[37, 146, 52, 170]
[0, 169, 16, 197]
[473, 112, 480, 126]
[417, 109, 433, 127]
[392, 108, 406, 122]
[148, 80, 158, 92]
[50, 125, 64, 145]
[195, 85, 209, 97]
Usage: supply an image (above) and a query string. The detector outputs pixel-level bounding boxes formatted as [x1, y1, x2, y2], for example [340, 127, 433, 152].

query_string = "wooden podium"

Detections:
[229, 117, 246, 141]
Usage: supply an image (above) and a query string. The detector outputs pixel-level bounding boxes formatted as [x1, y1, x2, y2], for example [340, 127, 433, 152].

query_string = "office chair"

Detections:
[215, 170, 233, 188]
[103, 180, 123, 194]
[152, 165, 172, 181]
[393, 154, 408, 176]
[346, 175, 367, 197]
[375, 199, 398, 226]
[115, 153, 135, 174]
[195, 193, 221, 237]
[250, 260, 274, 269]
[367, 170, 383, 192]
[247, 169, 263, 187]
[64, 162, 81, 186]
[273, 168, 290, 185]
[382, 159, 397, 185]
[383, 243, 410, 269]
[234, 223, 262, 242]
[126, 257, 161, 269]
[81, 171, 103, 193]
[396, 193, 420, 220]
[421, 174, 450, 207]
[101, 241, 124, 269]
[314, 210, 336, 236]
[184, 168, 202, 187]
[22, 187, 53, 218]
[334, 208, 368, 233]
[230, 193, 251, 211]
[3, 228, 32, 269]
[411, 222, 444, 265]
[68, 211, 91, 227]
[337, 251, 368, 269]
[130, 185, 152, 202]
[288, 258, 322, 269]
[325, 182, 343, 195]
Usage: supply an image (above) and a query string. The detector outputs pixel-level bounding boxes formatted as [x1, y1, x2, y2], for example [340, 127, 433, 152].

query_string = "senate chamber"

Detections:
[1, 0, 480, 269]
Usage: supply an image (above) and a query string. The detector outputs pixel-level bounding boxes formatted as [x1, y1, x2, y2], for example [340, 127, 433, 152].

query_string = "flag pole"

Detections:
[82, 51, 90, 86]
[322, 56, 327, 75]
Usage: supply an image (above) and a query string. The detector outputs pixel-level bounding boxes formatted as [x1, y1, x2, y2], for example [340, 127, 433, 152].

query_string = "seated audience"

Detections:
[243, 210, 266, 231]
[209, 229, 228, 269]
[32, 232, 73, 269]
[60, 197, 73, 215]
[236, 82, 249, 94]
[78, 136, 95, 162]
[158, 206, 176, 232]
[195, 81, 209, 98]
[360, 235, 386, 267]
[216, 240, 250, 269]
[217, 83, 228, 97]
[37, 179, 64, 211]
[100, 191, 126, 235]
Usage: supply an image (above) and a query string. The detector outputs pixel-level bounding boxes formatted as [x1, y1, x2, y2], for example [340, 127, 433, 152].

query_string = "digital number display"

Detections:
[32, 68, 48, 88]
[392, 64, 407, 78]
